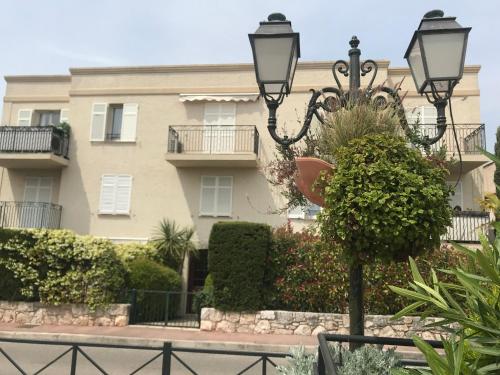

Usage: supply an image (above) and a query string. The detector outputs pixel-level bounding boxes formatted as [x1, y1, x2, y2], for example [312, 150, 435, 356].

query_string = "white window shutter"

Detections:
[90, 103, 107, 141]
[120, 104, 138, 142]
[115, 175, 132, 214]
[17, 109, 32, 126]
[60, 109, 69, 123]
[99, 175, 116, 214]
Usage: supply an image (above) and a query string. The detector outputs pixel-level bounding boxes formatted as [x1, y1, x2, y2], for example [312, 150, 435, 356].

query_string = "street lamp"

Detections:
[248, 10, 471, 148]
[249, 9, 471, 342]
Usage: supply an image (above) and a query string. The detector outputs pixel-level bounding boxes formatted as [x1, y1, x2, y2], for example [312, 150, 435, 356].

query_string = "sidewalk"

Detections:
[0, 323, 317, 353]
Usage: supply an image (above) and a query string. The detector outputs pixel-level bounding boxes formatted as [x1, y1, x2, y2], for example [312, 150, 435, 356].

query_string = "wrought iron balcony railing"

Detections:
[442, 210, 490, 243]
[0, 126, 69, 158]
[0, 201, 62, 229]
[168, 125, 259, 155]
[416, 123, 485, 154]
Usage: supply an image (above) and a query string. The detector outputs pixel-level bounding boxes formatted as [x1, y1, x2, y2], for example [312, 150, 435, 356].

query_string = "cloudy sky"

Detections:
[1, 0, 498, 149]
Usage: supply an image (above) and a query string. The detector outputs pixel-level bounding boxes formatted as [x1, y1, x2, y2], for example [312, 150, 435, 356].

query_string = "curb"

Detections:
[0, 330, 315, 354]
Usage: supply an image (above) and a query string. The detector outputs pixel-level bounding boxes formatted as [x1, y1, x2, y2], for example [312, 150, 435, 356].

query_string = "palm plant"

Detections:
[389, 149, 500, 374]
[151, 219, 197, 275]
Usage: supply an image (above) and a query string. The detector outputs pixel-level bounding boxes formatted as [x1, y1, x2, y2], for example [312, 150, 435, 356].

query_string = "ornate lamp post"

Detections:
[249, 10, 470, 148]
[249, 10, 471, 340]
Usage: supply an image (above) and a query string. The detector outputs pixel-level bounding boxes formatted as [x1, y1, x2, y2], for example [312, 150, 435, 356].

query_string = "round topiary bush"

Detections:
[126, 257, 181, 291]
[319, 133, 452, 263]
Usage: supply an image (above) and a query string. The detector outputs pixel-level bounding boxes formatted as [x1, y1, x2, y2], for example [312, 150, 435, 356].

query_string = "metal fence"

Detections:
[0, 201, 62, 229]
[315, 334, 443, 375]
[0, 126, 70, 158]
[0, 337, 287, 375]
[168, 125, 259, 155]
[442, 211, 490, 243]
[416, 123, 485, 154]
[129, 290, 201, 328]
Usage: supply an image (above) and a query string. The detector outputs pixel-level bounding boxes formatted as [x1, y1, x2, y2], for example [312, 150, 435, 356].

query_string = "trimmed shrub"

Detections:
[267, 224, 464, 314]
[126, 257, 181, 291]
[126, 257, 181, 319]
[0, 228, 126, 309]
[319, 134, 452, 263]
[115, 242, 160, 263]
[208, 222, 271, 311]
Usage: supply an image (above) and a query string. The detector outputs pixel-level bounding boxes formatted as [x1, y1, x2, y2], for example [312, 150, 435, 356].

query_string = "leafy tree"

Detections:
[151, 219, 197, 275]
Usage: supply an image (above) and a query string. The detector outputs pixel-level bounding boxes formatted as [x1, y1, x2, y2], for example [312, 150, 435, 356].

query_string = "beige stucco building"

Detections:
[0, 61, 491, 290]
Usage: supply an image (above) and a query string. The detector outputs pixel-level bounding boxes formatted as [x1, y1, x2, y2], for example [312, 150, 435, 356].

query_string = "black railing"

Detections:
[0, 201, 62, 229]
[315, 334, 443, 375]
[168, 125, 259, 155]
[0, 126, 69, 158]
[442, 210, 490, 243]
[129, 289, 200, 328]
[0, 337, 287, 374]
[416, 123, 485, 154]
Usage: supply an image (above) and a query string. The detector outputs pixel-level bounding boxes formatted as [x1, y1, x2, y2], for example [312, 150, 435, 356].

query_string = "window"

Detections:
[203, 103, 236, 153]
[17, 109, 32, 126]
[200, 176, 232, 217]
[99, 175, 133, 215]
[405, 106, 437, 125]
[18, 109, 69, 127]
[107, 105, 123, 140]
[39, 111, 61, 126]
[446, 181, 463, 211]
[90, 103, 138, 142]
[288, 202, 322, 220]
[24, 177, 52, 203]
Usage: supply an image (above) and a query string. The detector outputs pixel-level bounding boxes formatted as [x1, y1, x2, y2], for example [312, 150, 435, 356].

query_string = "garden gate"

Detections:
[129, 289, 200, 328]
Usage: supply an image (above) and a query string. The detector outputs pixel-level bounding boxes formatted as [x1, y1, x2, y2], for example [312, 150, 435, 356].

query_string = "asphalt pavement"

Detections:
[0, 341, 290, 375]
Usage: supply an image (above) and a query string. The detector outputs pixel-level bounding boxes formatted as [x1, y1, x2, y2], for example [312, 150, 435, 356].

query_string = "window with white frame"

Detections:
[99, 175, 133, 215]
[287, 201, 322, 220]
[200, 176, 232, 217]
[17, 109, 69, 127]
[90, 103, 138, 142]
[405, 106, 437, 125]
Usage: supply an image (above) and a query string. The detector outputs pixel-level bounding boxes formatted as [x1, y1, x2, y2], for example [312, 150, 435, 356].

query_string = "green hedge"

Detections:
[267, 224, 464, 314]
[208, 222, 271, 311]
[126, 257, 181, 291]
[0, 228, 126, 309]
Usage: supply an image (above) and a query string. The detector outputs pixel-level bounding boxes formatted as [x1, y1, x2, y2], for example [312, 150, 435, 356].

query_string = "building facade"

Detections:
[0, 61, 490, 289]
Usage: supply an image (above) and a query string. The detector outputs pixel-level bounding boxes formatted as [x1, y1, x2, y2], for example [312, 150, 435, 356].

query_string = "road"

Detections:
[0, 342, 291, 375]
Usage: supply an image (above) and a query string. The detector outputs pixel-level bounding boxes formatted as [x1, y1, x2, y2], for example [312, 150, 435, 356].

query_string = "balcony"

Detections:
[0, 126, 69, 168]
[442, 211, 491, 243]
[165, 125, 260, 168]
[418, 123, 487, 173]
[0, 201, 62, 229]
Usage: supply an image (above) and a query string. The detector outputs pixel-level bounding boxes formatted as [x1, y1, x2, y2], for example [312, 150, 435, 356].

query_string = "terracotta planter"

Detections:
[294, 157, 334, 207]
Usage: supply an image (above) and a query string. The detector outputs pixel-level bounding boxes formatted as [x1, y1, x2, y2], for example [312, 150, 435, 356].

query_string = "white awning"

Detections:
[179, 93, 259, 102]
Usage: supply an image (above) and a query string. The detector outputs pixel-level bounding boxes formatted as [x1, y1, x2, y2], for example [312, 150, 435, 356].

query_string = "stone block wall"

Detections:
[0, 301, 130, 327]
[200, 308, 443, 339]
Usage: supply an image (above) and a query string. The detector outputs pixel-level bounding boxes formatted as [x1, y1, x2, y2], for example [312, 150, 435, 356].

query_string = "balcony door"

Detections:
[203, 103, 236, 153]
[21, 177, 53, 228]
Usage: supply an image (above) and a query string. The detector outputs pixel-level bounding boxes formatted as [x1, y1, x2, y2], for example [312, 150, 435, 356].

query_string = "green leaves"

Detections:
[0, 228, 126, 310]
[390, 230, 500, 373]
[319, 134, 452, 264]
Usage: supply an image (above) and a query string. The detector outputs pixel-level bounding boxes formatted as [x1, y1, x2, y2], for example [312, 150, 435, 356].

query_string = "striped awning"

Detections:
[179, 93, 259, 102]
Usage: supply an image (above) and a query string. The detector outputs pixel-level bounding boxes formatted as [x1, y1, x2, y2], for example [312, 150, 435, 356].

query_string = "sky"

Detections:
[1, 0, 499, 149]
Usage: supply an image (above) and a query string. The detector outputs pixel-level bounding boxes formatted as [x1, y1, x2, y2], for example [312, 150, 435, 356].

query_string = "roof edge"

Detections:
[4, 75, 71, 83]
[69, 60, 392, 75]
[389, 65, 481, 75]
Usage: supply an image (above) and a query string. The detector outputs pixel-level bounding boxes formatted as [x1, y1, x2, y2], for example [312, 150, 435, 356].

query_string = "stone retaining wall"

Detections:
[0, 301, 130, 327]
[200, 308, 443, 339]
